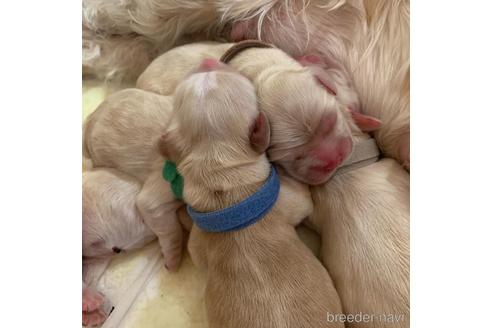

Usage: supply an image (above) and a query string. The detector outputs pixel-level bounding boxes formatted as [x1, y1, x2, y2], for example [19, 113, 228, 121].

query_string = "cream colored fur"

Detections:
[168, 65, 344, 328]
[137, 42, 355, 185]
[83, 168, 155, 258]
[82, 168, 155, 327]
[83, 27, 159, 82]
[82, 0, 219, 81]
[308, 157, 410, 328]
[304, 52, 410, 327]
[220, 0, 410, 168]
[83, 89, 184, 270]
[82, 0, 409, 167]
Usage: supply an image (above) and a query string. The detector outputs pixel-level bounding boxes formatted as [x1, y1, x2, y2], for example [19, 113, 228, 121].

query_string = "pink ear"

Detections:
[350, 110, 382, 132]
[249, 112, 270, 153]
[296, 54, 325, 67]
[296, 55, 338, 95]
[296, 54, 344, 71]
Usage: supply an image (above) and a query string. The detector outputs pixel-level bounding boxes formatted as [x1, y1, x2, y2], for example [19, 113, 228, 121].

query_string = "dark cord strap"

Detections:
[220, 40, 274, 64]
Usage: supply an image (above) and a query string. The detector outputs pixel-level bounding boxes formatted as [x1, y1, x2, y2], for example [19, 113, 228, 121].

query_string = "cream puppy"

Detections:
[83, 89, 183, 271]
[162, 59, 344, 328]
[308, 158, 410, 328]
[82, 168, 155, 327]
[83, 169, 155, 258]
[82, 0, 409, 168]
[225, 0, 410, 169]
[300, 61, 410, 328]
[138, 42, 380, 185]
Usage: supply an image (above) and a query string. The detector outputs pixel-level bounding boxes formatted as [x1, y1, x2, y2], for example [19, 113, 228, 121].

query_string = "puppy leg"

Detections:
[82, 282, 106, 313]
[136, 170, 184, 271]
[173, 195, 206, 270]
[176, 204, 193, 232]
[187, 225, 209, 271]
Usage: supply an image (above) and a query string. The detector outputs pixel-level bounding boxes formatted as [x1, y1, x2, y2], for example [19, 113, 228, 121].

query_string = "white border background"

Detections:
[1, 0, 491, 326]
[412, 0, 492, 326]
[0, 0, 80, 326]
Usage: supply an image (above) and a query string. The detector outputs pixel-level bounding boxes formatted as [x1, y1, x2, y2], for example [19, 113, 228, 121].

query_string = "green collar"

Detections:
[162, 161, 183, 199]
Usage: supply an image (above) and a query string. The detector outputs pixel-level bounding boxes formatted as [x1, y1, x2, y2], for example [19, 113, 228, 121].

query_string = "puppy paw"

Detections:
[83, 286, 106, 312]
[83, 286, 112, 327]
[83, 308, 110, 327]
[163, 247, 183, 272]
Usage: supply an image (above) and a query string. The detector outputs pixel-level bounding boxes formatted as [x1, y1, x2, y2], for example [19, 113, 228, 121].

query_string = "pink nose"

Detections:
[197, 58, 220, 72]
[310, 137, 353, 173]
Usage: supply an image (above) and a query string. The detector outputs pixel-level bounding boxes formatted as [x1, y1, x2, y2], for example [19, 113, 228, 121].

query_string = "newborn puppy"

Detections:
[83, 89, 183, 270]
[162, 59, 344, 328]
[82, 1, 409, 168]
[138, 42, 380, 185]
[308, 159, 409, 328]
[299, 63, 410, 327]
[83, 169, 155, 258]
[82, 168, 155, 327]
[225, 0, 410, 169]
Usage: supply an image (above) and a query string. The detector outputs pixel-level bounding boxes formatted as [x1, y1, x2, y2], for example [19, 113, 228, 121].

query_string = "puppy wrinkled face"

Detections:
[257, 70, 354, 185]
[164, 59, 260, 165]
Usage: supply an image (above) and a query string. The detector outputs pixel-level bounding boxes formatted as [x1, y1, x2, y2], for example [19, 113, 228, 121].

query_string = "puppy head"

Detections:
[160, 59, 269, 174]
[82, 170, 155, 258]
[255, 67, 354, 185]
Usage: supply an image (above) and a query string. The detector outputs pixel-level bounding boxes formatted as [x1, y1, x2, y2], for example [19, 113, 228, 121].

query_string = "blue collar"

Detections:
[186, 166, 280, 233]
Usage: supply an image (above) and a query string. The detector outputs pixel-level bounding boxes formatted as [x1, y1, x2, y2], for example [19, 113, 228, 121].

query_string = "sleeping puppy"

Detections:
[82, 168, 155, 327]
[300, 60, 410, 327]
[83, 0, 409, 169]
[137, 42, 380, 186]
[83, 89, 184, 271]
[225, 0, 410, 169]
[308, 159, 410, 328]
[83, 169, 155, 259]
[162, 59, 344, 328]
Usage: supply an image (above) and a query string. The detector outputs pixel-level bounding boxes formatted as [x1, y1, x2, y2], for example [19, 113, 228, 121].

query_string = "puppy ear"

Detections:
[296, 54, 344, 71]
[297, 54, 350, 96]
[296, 54, 325, 67]
[249, 112, 270, 153]
[349, 110, 382, 132]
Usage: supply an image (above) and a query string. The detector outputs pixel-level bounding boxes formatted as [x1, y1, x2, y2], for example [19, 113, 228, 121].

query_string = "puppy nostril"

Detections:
[112, 247, 122, 254]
